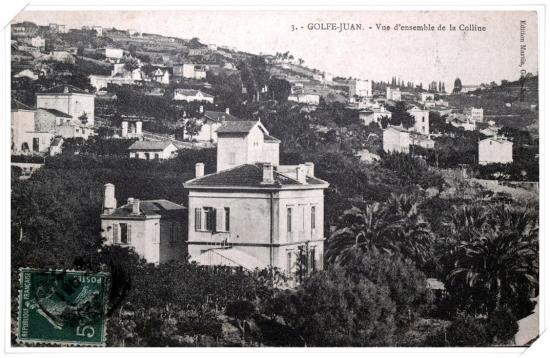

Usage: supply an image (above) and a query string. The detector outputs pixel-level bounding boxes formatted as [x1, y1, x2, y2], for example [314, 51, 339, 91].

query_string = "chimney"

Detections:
[103, 183, 117, 214]
[296, 165, 307, 184]
[127, 197, 134, 205]
[262, 163, 274, 184]
[132, 199, 140, 215]
[225, 107, 230, 115]
[195, 163, 204, 178]
[121, 121, 128, 138]
[304, 162, 315, 177]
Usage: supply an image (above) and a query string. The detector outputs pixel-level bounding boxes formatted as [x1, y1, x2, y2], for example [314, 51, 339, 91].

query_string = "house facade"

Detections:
[11, 100, 51, 154]
[349, 79, 372, 98]
[386, 87, 402, 101]
[184, 120, 329, 273]
[128, 140, 178, 160]
[182, 110, 238, 142]
[360, 106, 392, 126]
[288, 92, 320, 105]
[479, 137, 513, 165]
[173, 64, 207, 79]
[383, 126, 410, 153]
[100, 184, 187, 265]
[36, 85, 95, 126]
[408, 106, 430, 135]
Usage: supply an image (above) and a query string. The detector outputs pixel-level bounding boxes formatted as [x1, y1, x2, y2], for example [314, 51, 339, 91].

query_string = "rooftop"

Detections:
[216, 120, 260, 134]
[11, 99, 33, 111]
[185, 163, 328, 189]
[128, 140, 174, 151]
[103, 199, 185, 218]
[175, 89, 214, 98]
[38, 108, 72, 118]
[38, 84, 90, 95]
[203, 110, 239, 122]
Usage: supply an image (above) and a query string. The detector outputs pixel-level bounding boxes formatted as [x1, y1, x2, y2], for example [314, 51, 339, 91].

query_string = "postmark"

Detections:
[17, 268, 109, 346]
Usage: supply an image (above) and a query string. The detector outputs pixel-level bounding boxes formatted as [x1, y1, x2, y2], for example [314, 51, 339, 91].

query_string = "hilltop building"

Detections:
[386, 87, 402, 101]
[407, 106, 430, 135]
[383, 126, 410, 154]
[349, 79, 372, 99]
[173, 63, 207, 80]
[184, 120, 329, 273]
[100, 184, 187, 265]
[479, 136, 513, 165]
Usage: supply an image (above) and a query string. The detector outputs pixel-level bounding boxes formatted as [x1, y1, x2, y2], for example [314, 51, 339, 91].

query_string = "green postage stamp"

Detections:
[17, 268, 109, 346]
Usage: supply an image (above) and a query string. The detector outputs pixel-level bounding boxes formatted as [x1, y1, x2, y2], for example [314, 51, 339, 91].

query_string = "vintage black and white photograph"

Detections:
[7, 7, 540, 349]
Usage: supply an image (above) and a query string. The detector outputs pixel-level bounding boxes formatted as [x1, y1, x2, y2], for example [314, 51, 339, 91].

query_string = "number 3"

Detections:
[76, 325, 95, 338]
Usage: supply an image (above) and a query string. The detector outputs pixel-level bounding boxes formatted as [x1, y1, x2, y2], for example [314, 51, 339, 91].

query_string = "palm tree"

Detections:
[326, 194, 434, 267]
[446, 204, 538, 314]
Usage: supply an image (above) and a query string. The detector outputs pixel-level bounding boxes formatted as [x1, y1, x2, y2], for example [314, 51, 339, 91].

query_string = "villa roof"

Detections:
[11, 99, 33, 111]
[216, 120, 260, 134]
[128, 140, 174, 151]
[38, 107, 72, 118]
[38, 84, 90, 95]
[104, 199, 185, 218]
[184, 163, 328, 189]
[203, 110, 239, 122]
[264, 134, 281, 143]
[175, 89, 214, 98]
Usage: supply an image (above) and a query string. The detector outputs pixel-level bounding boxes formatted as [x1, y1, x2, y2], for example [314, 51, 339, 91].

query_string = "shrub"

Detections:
[485, 309, 518, 344]
[446, 316, 489, 347]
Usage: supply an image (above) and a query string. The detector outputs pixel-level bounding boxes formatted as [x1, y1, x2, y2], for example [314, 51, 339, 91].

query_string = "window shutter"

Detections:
[195, 208, 202, 231]
[127, 224, 132, 243]
[210, 208, 217, 232]
[113, 224, 118, 243]
[216, 208, 224, 232]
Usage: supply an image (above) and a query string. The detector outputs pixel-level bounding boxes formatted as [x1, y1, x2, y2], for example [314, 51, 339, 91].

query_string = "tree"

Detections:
[123, 56, 140, 73]
[387, 102, 415, 129]
[337, 248, 432, 325]
[326, 193, 434, 269]
[444, 204, 538, 316]
[267, 77, 291, 103]
[276, 267, 396, 346]
[184, 119, 203, 141]
[453, 78, 463, 94]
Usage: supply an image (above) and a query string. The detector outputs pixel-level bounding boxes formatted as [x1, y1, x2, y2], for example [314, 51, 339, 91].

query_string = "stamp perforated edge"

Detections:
[15, 267, 111, 347]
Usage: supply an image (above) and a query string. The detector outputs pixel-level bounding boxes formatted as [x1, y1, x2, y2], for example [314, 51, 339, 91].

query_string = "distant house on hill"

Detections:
[288, 92, 320, 106]
[174, 89, 214, 103]
[407, 105, 430, 135]
[128, 140, 178, 160]
[182, 109, 238, 143]
[173, 63, 207, 80]
[383, 126, 410, 154]
[479, 136, 513, 165]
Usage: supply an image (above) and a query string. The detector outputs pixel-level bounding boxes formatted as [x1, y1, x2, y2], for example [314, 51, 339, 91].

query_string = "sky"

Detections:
[14, 10, 539, 89]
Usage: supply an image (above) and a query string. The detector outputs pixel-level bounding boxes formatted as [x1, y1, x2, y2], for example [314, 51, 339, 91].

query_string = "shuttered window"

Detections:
[311, 206, 316, 229]
[195, 208, 202, 231]
[113, 224, 118, 243]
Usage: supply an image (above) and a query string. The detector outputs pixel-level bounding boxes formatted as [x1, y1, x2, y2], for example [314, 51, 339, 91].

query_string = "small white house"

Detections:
[386, 87, 402, 101]
[383, 126, 410, 154]
[174, 89, 214, 103]
[102, 48, 124, 59]
[408, 106, 430, 135]
[479, 136, 513, 165]
[128, 140, 178, 160]
[288, 92, 320, 105]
